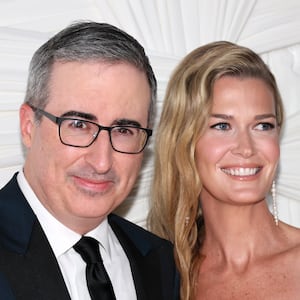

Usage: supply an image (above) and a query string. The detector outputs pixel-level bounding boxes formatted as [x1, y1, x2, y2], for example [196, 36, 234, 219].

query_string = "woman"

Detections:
[148, 41, 300, 299]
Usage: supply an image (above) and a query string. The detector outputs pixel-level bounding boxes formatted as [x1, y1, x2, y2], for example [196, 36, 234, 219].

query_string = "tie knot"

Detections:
[74, 236, 102, 264]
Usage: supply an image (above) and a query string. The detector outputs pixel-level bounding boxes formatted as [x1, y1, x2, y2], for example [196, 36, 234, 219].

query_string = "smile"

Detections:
[72, 175, 115, 194]
[221, 167, 261, 176]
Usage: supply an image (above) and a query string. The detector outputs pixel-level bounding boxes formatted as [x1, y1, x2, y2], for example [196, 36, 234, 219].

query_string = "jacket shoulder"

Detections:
[108, 213, 173, 255]
[0, 173, 35, 254]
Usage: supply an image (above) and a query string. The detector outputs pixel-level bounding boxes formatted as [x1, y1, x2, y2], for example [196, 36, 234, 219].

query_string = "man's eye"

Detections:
[255, 122, 275, 131]
[114, 127, 135, 135]
[210, 122, 230, 130]
[69, 119, 88, 129]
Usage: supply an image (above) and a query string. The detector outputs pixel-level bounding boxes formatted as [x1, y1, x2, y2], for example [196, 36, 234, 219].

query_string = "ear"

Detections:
[20, 103, 35, 148]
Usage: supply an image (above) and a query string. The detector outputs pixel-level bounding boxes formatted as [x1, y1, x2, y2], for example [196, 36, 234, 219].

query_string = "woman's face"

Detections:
[195, 76, 280, 205]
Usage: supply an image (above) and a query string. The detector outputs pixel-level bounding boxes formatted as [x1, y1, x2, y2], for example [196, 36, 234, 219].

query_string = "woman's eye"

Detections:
[255, 122, 275, 131]
[210, 122, 230, 131]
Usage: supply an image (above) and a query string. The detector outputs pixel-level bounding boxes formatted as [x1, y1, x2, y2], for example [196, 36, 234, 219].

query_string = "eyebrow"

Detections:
[60, 111, 142, 127]
[115, 119, 141, 127]
[61, 111, 96, 120]
[210, 113, 276, 120]
[210, 114, 232, 120]
[254, 113, 276, 120]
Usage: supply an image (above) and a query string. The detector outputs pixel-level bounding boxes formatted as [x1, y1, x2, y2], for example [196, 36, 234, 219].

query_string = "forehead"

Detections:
[47, 61, 151, 125]
[211, 76, 275, 112]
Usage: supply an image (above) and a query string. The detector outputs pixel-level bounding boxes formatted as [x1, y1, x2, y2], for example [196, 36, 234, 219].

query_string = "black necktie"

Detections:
[74, 236, 116, 300]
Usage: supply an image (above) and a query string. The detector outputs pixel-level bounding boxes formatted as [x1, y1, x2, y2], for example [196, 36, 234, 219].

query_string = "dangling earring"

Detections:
[185, 216, 190, 226]
[271, 180, 279, 226]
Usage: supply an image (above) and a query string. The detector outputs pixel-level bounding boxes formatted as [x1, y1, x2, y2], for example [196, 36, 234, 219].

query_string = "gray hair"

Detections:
[24, 21, 157, 127]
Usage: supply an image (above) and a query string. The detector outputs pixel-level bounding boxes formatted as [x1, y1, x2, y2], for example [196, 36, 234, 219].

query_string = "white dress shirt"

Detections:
[17, 171, 137, 300]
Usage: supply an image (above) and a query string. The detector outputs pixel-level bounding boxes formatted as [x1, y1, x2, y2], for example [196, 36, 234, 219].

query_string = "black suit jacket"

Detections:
[0, 174, 179, 299]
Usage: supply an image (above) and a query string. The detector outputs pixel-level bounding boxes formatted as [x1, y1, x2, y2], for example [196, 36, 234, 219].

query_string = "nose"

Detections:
[84, 130, 113, 173]
[231, 130, 255, 158]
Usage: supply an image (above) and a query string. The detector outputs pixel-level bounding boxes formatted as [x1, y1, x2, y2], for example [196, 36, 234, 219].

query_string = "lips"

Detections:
[221, 167, 261, 176]
[73, 175, 115, 193]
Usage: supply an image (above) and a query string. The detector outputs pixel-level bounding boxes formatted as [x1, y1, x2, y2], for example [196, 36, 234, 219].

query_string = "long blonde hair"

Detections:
[148, 41, 284, 300]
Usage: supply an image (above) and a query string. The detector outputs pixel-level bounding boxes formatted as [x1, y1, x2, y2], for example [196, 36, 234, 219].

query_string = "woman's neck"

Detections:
[199, 198, 281, 272]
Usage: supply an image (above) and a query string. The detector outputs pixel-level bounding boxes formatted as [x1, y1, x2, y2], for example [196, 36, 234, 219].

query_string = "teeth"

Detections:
[221, 168, 260, 176]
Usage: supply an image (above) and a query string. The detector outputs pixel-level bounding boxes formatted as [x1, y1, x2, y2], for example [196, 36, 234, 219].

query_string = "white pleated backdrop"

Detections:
[1, 0, 300, 228]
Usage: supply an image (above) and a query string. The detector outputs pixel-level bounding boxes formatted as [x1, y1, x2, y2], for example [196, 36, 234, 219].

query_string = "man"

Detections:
[0, 21, 179, 300]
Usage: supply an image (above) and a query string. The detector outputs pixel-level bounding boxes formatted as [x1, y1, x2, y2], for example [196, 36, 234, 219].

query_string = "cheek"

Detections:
[271, 143, 280, 161]
[29, 128, 77, 175]
[259, 136, 280, 163]
[195, 137, 228, 169]
[116, 154, 143, 186]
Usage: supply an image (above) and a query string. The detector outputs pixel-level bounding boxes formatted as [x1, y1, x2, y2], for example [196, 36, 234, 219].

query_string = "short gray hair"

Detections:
[24, 21, 157, 127]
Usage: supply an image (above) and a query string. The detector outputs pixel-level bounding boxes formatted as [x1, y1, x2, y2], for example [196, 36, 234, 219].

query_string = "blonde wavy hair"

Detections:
[148, 41, 284, 300]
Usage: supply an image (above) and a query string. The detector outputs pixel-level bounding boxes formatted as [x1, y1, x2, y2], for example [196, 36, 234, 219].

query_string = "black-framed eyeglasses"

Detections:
[29, 105, 152, 154]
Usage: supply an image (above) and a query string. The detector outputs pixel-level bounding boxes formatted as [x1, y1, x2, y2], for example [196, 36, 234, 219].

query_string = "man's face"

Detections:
[20, 61, 151, 233]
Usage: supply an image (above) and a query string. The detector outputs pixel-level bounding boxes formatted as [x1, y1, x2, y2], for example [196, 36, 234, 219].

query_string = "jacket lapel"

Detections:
[0, 174, 71, 299]
[108, 214, 164, 300]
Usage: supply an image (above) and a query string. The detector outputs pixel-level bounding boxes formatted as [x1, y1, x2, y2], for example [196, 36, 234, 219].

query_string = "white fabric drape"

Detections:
[1, 0, 300, 227]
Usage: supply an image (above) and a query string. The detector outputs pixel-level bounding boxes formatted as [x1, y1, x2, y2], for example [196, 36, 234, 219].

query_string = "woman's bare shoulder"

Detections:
[279, 221, 300, 256]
